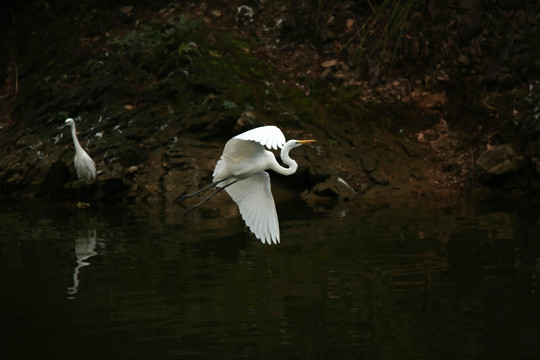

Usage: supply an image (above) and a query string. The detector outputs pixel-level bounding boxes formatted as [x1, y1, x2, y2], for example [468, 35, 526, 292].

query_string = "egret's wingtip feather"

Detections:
[224, 173, 280, 245]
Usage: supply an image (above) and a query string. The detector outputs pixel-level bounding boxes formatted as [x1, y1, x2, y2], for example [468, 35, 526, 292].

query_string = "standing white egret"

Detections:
[65, 118, 96, 208]
[176, 125, 315, 244]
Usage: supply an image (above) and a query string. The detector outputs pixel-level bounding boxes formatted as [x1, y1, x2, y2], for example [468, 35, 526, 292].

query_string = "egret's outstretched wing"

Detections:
[224, 172, 280, 244]
[233, 125, 286, 150]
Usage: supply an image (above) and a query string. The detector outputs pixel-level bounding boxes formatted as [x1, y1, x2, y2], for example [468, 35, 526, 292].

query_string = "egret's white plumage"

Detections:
[232, 125, 286, 150]
[65, 118, 96, 184]
[181, 125, 314, 245]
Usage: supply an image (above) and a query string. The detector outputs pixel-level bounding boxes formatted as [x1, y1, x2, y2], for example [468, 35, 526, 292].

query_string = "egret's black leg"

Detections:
[76, 182, 92, 209]
[175, 177, 230, 202]
[183, 180, 238, 215]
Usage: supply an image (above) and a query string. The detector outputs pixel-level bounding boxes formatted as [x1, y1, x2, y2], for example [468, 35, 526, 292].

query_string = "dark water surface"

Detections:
[1, 195, 539, 359]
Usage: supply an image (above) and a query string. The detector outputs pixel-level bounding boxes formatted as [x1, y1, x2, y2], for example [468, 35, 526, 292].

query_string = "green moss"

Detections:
[222, 34, 252, 51]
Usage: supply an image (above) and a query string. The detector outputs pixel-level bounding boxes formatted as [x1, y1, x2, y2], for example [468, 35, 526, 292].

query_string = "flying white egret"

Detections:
[176, 125, 315, 244]
[65, 118, 96, 207]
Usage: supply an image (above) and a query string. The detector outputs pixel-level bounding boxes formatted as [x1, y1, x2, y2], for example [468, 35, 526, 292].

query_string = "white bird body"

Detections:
[209, 125, 314, 244]
[65, 118, 96, 184]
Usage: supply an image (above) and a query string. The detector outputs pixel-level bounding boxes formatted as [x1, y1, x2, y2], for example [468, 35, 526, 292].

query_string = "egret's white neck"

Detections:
[271, 140, 299, 176]
[69, 122, 84, 153]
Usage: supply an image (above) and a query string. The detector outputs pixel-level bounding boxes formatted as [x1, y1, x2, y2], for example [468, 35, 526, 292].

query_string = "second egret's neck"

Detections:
[272, 141, 298, 176]
[69, 122, 84, 152]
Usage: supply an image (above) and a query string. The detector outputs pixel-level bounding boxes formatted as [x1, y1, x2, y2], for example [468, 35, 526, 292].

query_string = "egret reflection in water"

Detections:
[67, 229, 98, 299]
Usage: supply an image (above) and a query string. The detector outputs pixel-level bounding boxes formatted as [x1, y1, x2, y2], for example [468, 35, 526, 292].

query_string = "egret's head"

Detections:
[281, 139, 316, 156]
[64, 118, 76, 130]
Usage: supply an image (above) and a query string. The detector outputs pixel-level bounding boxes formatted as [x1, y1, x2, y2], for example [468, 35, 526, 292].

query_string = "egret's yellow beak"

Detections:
[297, 140, 316, 144]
